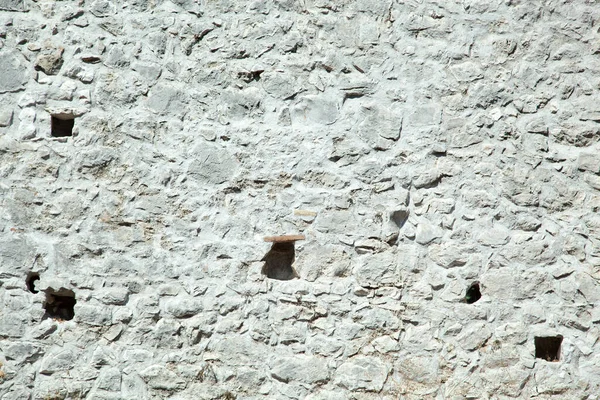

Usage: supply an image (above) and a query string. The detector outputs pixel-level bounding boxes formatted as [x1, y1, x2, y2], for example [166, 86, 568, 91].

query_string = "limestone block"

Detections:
[578, 153, 600, 174]
[140, 365, 186, 391]
[291, 95, 338, 125]
[94, 287, 129, 305]
[0, 0, 25, 11]
[334, 356, 390, 392]
[353, 252, 400, 288]
[39, 347, 77, 374]
[76, 304, 112, 326]
[162, 297, 203, 318]
[270, 355, 330, 384]
[0, 51, 26, 93]
[187, 144, 238, 185]
[415, 221, 443, 245]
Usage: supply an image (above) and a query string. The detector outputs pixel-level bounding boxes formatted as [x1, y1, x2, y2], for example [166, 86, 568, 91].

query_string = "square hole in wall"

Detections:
[43, 288, 76, 321]
[261, 235, 305, 281]
[262, 242, 297, 280]
[51, 116, 75, 137]
[535, 336, 563, 362]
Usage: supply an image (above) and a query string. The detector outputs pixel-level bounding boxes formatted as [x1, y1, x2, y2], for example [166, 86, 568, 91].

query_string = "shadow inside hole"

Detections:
[391, 209, 409, 229]
[261, 242, 297, 281]
[465, 282, 481, 304]
[43, 288, 76, 321]
[26, 272, 40, 294]
[535, 336, 563, 362]
[51, 116, 74, 137]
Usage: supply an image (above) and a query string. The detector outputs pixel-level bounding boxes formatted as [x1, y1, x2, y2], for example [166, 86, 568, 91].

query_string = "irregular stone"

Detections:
[0, 51, 27, 93]
[35, 48, 64, 75]
[415, 221, 443, 245]
[140, 365, 186, 391]
[578, 153, 600, 174]
[353, 252, 400, 288]
[270, 355, 329, 384]
[187, 144, 238, 185]
[407, 105, 442, 126]
[450, 61, 484, 82]
[0, 0, 25, 11]
[291, 95, 338, 125]
[76, 304, 112, 326]
[39, 347, 77, 374]
[95, 287, 129, 305]
[146, 83, 187, 116]
[4, 341, 43, 364]
[97, 367, 122, 391]
[0, 108, 13, 127]
[334, 356, 390, 392]
[163, 297, 203, 318]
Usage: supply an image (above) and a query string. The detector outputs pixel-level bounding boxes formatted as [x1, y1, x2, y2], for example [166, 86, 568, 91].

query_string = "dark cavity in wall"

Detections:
[51, 115, 74, 137]
[262, 242, 297, 280]
[43, 288, 76, 321]
[26, 272, 40, 293]
[535, 336, 563, 362]
[465, 282, 481, 304]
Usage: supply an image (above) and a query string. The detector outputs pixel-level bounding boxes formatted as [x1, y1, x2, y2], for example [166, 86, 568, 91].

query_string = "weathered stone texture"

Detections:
[1, 0, 600, 399]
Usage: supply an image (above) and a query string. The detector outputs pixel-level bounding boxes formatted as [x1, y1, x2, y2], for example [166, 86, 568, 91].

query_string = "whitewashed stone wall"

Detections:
[1, 0, 600, 398]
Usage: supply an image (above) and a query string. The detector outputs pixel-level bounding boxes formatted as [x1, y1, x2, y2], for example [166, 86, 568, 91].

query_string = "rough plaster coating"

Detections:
[1, 0, 600, 399]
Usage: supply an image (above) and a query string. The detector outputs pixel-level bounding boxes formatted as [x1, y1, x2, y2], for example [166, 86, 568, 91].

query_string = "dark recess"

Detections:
[261, 242, 297, 281]
[43, 288, 76, 321]
[535, 336, 563, 362]
[26, 272, 40, 293]
[465, 282, 481, 304]
[51, 116, 74, 137]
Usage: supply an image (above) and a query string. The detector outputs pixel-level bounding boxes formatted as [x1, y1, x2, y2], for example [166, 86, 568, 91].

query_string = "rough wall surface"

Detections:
[1, 0, 600, 398]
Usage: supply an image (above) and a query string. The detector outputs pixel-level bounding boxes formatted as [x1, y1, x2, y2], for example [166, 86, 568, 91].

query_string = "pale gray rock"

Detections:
[39, 347, 77, 375]
[187, 144, 238, 185]
[291, 95, 338, 125]
[270, 355, 329, 384]
[0, 51, 26, 93]
[3, 341, 43, 364]
[76, 304, 112, 326]
[0, 108, 13, 127]
[140, 365, 186, 391]
[578, 153, 600, 174]
[0, 0, 24, 11]
[96, 367, 122, 391]
[94, 287, 129, 305]
[407, 105, 442, 126]
[334, 356, 390, 392]
[415, 221, 443, 245]
[353, 252, 401, 288]
[450, 61, 484, 82]
[162, 297, 202, 318]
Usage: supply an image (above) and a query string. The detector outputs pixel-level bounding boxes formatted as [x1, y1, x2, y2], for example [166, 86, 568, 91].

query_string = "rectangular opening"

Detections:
[43, 288, 76, 321]
[535, 336, 563, 362]
[51, 116, 74, 137]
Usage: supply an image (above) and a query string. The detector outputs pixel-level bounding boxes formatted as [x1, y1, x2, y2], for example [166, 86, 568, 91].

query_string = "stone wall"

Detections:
[1, 0, 600, 398]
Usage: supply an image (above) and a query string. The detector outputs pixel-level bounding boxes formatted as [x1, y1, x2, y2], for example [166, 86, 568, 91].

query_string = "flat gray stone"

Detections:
[0, 0, 25, 11]
[270, 355, 330, 384]
[334, 356, 390, 392]
[0, 51, 27, 93]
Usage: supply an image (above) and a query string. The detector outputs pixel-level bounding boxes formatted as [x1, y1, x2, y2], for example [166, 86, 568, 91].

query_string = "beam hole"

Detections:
[51, 116, 74, 137]
[43, 288, 76, 321]
[465, 282, 481, 304]
[261, 242, 297, 281]
[26, 272, 40, 294]
[535, 336, 563, 362]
